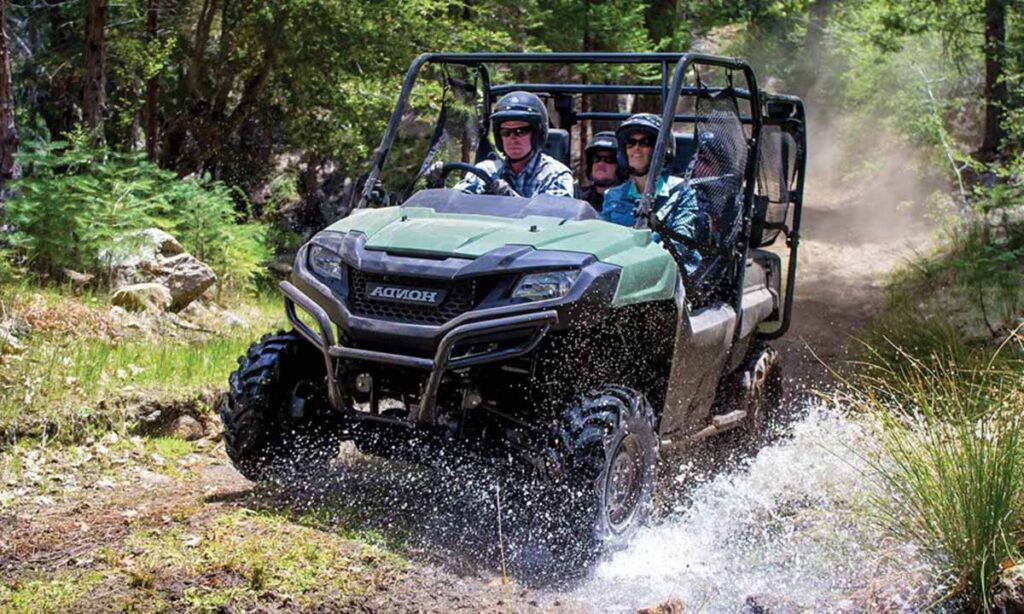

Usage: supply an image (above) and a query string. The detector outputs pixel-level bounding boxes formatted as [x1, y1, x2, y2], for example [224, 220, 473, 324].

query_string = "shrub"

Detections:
[159, 177, 272, 293]
[4, 134, 271, 291]
[5, 136, 166, 278]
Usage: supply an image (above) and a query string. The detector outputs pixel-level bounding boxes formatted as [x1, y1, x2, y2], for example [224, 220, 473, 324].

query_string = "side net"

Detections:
[681, 87, 749, 298]
[755, 125, 797, 246]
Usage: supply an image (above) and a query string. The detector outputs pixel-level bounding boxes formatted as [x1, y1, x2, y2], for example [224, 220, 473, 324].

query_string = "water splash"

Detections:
[570, 404, 941, 612]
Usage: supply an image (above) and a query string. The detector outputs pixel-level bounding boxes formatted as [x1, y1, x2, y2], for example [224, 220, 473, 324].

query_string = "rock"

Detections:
[312, 173, 360, 224]
[137, 468, 174, 488]
[104, 228, 217, 312]
[170, 415, 205, 441]
[637, 599, 685, 614]
[178, 300, 209, 319]
[61, 268, 95, 289]
[268, 258, 293, 277]
[994, 564, 1024, 614]
[111, 283, 172, 313]
[221, 311, 249, 328]
[985, 205, 1024, 247]
[104, 228, 185, 288]
[158, 253, 217, 311]
[7, 314, 31, 337]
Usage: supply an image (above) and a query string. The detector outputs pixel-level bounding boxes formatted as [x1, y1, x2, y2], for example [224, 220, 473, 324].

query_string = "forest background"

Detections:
[0, 0, 1020, 278]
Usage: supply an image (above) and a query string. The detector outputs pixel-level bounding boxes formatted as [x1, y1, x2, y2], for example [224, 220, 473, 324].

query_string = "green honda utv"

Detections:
[221, 52, 806, 554]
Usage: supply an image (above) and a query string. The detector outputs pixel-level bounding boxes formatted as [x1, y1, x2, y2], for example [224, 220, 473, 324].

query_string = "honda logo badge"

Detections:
[365, 283, 446, 306]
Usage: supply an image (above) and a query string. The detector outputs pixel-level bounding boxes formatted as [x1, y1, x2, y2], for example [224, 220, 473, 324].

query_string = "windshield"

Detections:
[402, 189, 599, 221]
[360, 53, 762, 217]
[362, 54, 687, 206]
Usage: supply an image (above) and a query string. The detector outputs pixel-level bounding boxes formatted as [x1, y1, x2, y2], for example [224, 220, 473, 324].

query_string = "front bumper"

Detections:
[284, 237, 621, 427]
[283, 280, 557, 424]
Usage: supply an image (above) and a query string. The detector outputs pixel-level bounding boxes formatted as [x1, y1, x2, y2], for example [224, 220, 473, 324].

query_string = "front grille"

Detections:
[348, 268, 479, 325]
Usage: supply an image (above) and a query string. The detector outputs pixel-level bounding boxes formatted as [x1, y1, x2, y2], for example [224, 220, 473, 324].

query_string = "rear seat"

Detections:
[542, 128, 571, 167]
[666, 132, 698, 176]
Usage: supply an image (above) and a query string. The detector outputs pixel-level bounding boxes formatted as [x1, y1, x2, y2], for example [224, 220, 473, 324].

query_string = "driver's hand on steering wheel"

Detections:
[485, 178, 517, 197]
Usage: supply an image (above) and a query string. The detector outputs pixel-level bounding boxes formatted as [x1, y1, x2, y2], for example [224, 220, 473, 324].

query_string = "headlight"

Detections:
[309, 244, 343, 279]
[511, 270, 580, 302]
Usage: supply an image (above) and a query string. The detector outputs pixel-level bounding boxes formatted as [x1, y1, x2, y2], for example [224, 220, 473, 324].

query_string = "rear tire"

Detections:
[221, 331, 340, 482]
[740, 344, 783, 440]
[546, 386, 659, 564]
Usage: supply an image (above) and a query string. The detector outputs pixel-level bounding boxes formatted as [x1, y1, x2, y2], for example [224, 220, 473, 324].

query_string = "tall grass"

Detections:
[848, 344, 1024, 611]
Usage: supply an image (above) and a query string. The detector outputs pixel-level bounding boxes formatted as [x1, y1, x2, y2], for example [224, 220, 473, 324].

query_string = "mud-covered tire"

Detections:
[547, 385, 659, 561]
[221, 331, 340, 482]
[738, 343, 783, 439]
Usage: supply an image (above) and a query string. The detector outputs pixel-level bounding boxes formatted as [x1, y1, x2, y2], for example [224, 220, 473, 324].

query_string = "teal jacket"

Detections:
[600, 174, 702, 275]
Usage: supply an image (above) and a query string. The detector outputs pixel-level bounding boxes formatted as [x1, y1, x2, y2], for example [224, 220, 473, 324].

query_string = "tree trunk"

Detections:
[145, 0, 159, 160]
[0, 0, 20, 198]
[644, 0, 677, 47]
[302, 151, 321, 197]
[83, 0, 108, 143]
[44, 3, 76, 141]
[186, 0, 218, 98]
[795, 0, 833, 102]
[979, 0, 1006, 159]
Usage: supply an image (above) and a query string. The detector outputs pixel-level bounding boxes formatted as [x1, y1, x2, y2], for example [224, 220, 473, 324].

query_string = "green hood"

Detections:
[325, 206, 678, 306]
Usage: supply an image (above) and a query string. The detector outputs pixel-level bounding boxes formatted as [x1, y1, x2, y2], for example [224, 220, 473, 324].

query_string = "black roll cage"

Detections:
[357, 52, 802, 341]
[758, 93, 806, 340]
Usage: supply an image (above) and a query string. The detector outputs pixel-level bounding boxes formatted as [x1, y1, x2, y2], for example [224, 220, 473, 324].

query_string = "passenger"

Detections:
[689, 130, 744, 254]
[579, 131, 623, 212]
[600, 113, 701, 275]
[453, 91, 575, 198]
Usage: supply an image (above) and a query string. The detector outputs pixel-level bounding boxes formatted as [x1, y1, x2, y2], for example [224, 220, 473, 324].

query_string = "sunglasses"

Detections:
[499, 126, 533, 138]
[625, 137, 655, 149]
[592, 153, 617, 164]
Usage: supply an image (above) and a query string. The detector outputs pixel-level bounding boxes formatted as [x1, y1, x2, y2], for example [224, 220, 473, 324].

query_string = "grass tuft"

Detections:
[848, 350, 1024, 611]
[0, 571, 105, 613]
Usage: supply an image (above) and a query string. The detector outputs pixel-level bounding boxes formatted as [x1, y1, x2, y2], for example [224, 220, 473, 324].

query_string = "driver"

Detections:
[453, 91, 575, 198]
[600, 113, 701, 275]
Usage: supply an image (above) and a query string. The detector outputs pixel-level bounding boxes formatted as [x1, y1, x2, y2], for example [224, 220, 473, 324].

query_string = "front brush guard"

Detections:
[280, 280, 557, 425]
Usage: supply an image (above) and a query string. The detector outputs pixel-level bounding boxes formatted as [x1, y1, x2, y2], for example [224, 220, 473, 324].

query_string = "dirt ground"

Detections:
[0, 166, 937, 612]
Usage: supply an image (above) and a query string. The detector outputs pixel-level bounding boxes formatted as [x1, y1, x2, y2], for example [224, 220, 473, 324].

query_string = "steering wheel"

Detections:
[435, 161, 497, 190]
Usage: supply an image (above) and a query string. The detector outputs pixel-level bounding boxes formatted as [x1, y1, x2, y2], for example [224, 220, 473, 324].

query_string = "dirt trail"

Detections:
[1, 163, 937, 612]
[774, 163, 936, 393]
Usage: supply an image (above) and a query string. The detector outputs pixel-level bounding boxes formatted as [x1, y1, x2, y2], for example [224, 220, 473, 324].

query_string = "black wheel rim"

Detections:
[605, 435, 645, 532]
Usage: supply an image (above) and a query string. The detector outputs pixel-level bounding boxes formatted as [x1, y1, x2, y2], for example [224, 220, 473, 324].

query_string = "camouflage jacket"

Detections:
[599, 174, 702, 275]
[454, 151, 575, 198]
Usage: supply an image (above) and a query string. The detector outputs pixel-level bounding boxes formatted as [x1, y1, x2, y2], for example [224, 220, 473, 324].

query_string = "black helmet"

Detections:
[584, 131, 619, 181]
[491, 91, 549, 158]
[692, 130, 736, 178]
[615, 113, 674, 175]
[697, 130, 728, 159]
